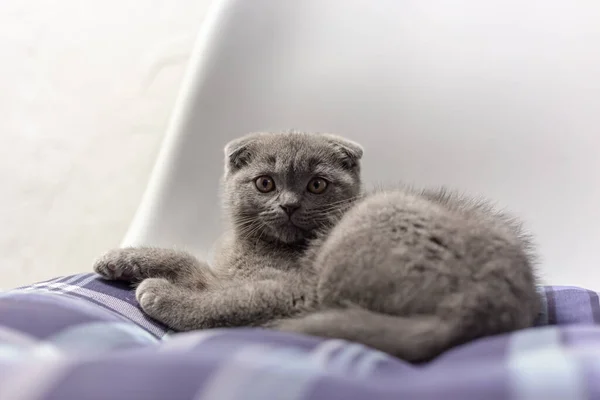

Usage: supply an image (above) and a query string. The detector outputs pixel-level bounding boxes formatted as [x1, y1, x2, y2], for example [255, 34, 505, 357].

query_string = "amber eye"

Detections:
[307, 177, 328, 194]
[255, 176, 275, 193]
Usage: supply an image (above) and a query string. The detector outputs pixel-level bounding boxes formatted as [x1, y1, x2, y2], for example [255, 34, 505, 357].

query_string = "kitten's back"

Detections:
[276, 188, 540, 362]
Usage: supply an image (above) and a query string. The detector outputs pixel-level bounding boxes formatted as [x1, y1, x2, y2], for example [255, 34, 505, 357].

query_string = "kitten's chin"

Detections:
[270, 223, 310, 245]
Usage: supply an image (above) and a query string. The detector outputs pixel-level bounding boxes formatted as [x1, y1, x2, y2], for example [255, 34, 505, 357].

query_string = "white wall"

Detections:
[0, 0, 214, 288]
[124, 0, 600, 290]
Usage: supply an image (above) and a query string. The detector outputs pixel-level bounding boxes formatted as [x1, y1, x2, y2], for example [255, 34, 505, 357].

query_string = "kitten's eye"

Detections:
[307, 177, 328, 194]
[255, 176, 275, 193]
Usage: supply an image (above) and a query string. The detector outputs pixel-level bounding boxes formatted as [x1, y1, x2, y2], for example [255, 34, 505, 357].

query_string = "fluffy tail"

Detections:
[274, 307, 458, 362]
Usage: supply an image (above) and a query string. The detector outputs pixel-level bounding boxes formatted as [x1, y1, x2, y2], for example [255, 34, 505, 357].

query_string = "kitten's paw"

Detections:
[93, 248, 145, 281]
[136, 278, 177, 323]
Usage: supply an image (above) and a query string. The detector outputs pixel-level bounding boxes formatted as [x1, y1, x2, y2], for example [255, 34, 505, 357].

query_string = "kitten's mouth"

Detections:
[273, 220, 312, 243]
[281, 220, 301, 232]
[285, 219, 312, 232]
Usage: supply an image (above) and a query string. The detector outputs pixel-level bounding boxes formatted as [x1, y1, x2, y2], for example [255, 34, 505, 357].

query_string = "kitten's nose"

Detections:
[280, 204, 299, 217]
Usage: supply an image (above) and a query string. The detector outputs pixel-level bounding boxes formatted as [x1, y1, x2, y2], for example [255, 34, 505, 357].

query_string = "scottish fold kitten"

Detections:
[94, 132, 362, 328]
[94, 131, 539, 362]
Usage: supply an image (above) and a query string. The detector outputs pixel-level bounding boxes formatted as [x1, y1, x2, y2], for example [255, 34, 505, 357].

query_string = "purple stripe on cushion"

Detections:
[545, 286, 558, 324]
[309, 357, 509, 400]
[83, 278, 139, 306]
[0, 293, 128, 339]
[62, 290, 164, 338]
[17, 274, 137, 307]
[285, 373, 401, 400]
[550, 286, 599, 325]
[587, 290, 600, 324]
[42, 351, 221, 400]
[534, 287, 549, 326]
[432, 330, 511, 366]
[584, 354, 600, 400]
[11, 274, 168, 337]
[559, 324, 600, 347]
[199, 328, 327, 352]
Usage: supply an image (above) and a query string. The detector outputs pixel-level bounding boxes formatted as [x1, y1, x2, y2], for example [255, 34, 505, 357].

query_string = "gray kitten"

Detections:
[94, 132, 362, 329]
[94, 132, 539, 362]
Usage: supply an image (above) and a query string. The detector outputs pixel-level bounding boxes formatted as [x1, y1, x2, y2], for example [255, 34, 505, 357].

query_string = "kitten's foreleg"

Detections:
[93, 247, 215, 289]
[135, 278, 310, 331]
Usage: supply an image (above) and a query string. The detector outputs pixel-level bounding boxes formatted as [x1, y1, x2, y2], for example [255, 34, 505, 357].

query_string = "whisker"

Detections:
[307, 197, 361, 213]
[305, 202, 356, 216]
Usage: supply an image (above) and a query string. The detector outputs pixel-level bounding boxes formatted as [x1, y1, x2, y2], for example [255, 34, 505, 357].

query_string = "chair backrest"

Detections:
[123, 0, 600, 288]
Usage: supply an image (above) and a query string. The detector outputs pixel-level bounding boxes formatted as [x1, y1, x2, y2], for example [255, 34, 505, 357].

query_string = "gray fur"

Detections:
[93, 131, 539, 362]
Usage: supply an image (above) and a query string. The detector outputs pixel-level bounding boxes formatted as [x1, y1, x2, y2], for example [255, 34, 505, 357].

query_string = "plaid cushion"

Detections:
[0, 273, 599, 399]
[11, 273, 169, 337]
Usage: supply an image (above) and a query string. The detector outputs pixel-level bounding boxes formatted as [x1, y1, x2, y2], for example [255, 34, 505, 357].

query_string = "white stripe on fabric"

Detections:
[29, 343, 64, 361]
[27, 275, 68, 288]
[0, 326, 38, 362]
[0, 358, 72, 400]
[1, 275, 78, 298]
[30, 273, 94, 291]
[159, 329, 225, 352]
[352, 347, 393, 378]
[194, 345, 272, 400]
[507, 326, 587, 400]
[27, 274, 98, 294]
[309, 339, 347, 369]
[0, 345, 25, 362]
[48, 322, 159, 353]
[312, 339, 392, 378]
[0, 326, 62, 362]
[196, 340, 343, 400]
[0, 326, 39, 347]
[328, 342, 366, 375]
[9, 274, 97, 297]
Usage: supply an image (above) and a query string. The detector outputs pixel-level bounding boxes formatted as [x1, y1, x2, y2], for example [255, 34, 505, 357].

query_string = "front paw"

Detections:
[93, 248, 145, 281]
[136, 278, 178, 325]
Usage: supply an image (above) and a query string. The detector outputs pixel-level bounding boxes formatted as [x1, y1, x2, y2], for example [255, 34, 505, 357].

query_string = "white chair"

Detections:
[122, 0, 600, 289]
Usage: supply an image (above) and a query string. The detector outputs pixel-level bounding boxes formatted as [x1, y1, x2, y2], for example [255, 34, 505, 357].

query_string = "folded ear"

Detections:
[224, 135, 256, 173]
[323, 134, 364, 169]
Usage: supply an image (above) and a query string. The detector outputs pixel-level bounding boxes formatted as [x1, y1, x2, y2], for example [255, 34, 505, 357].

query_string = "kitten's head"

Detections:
[222, 132, 363, 246]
